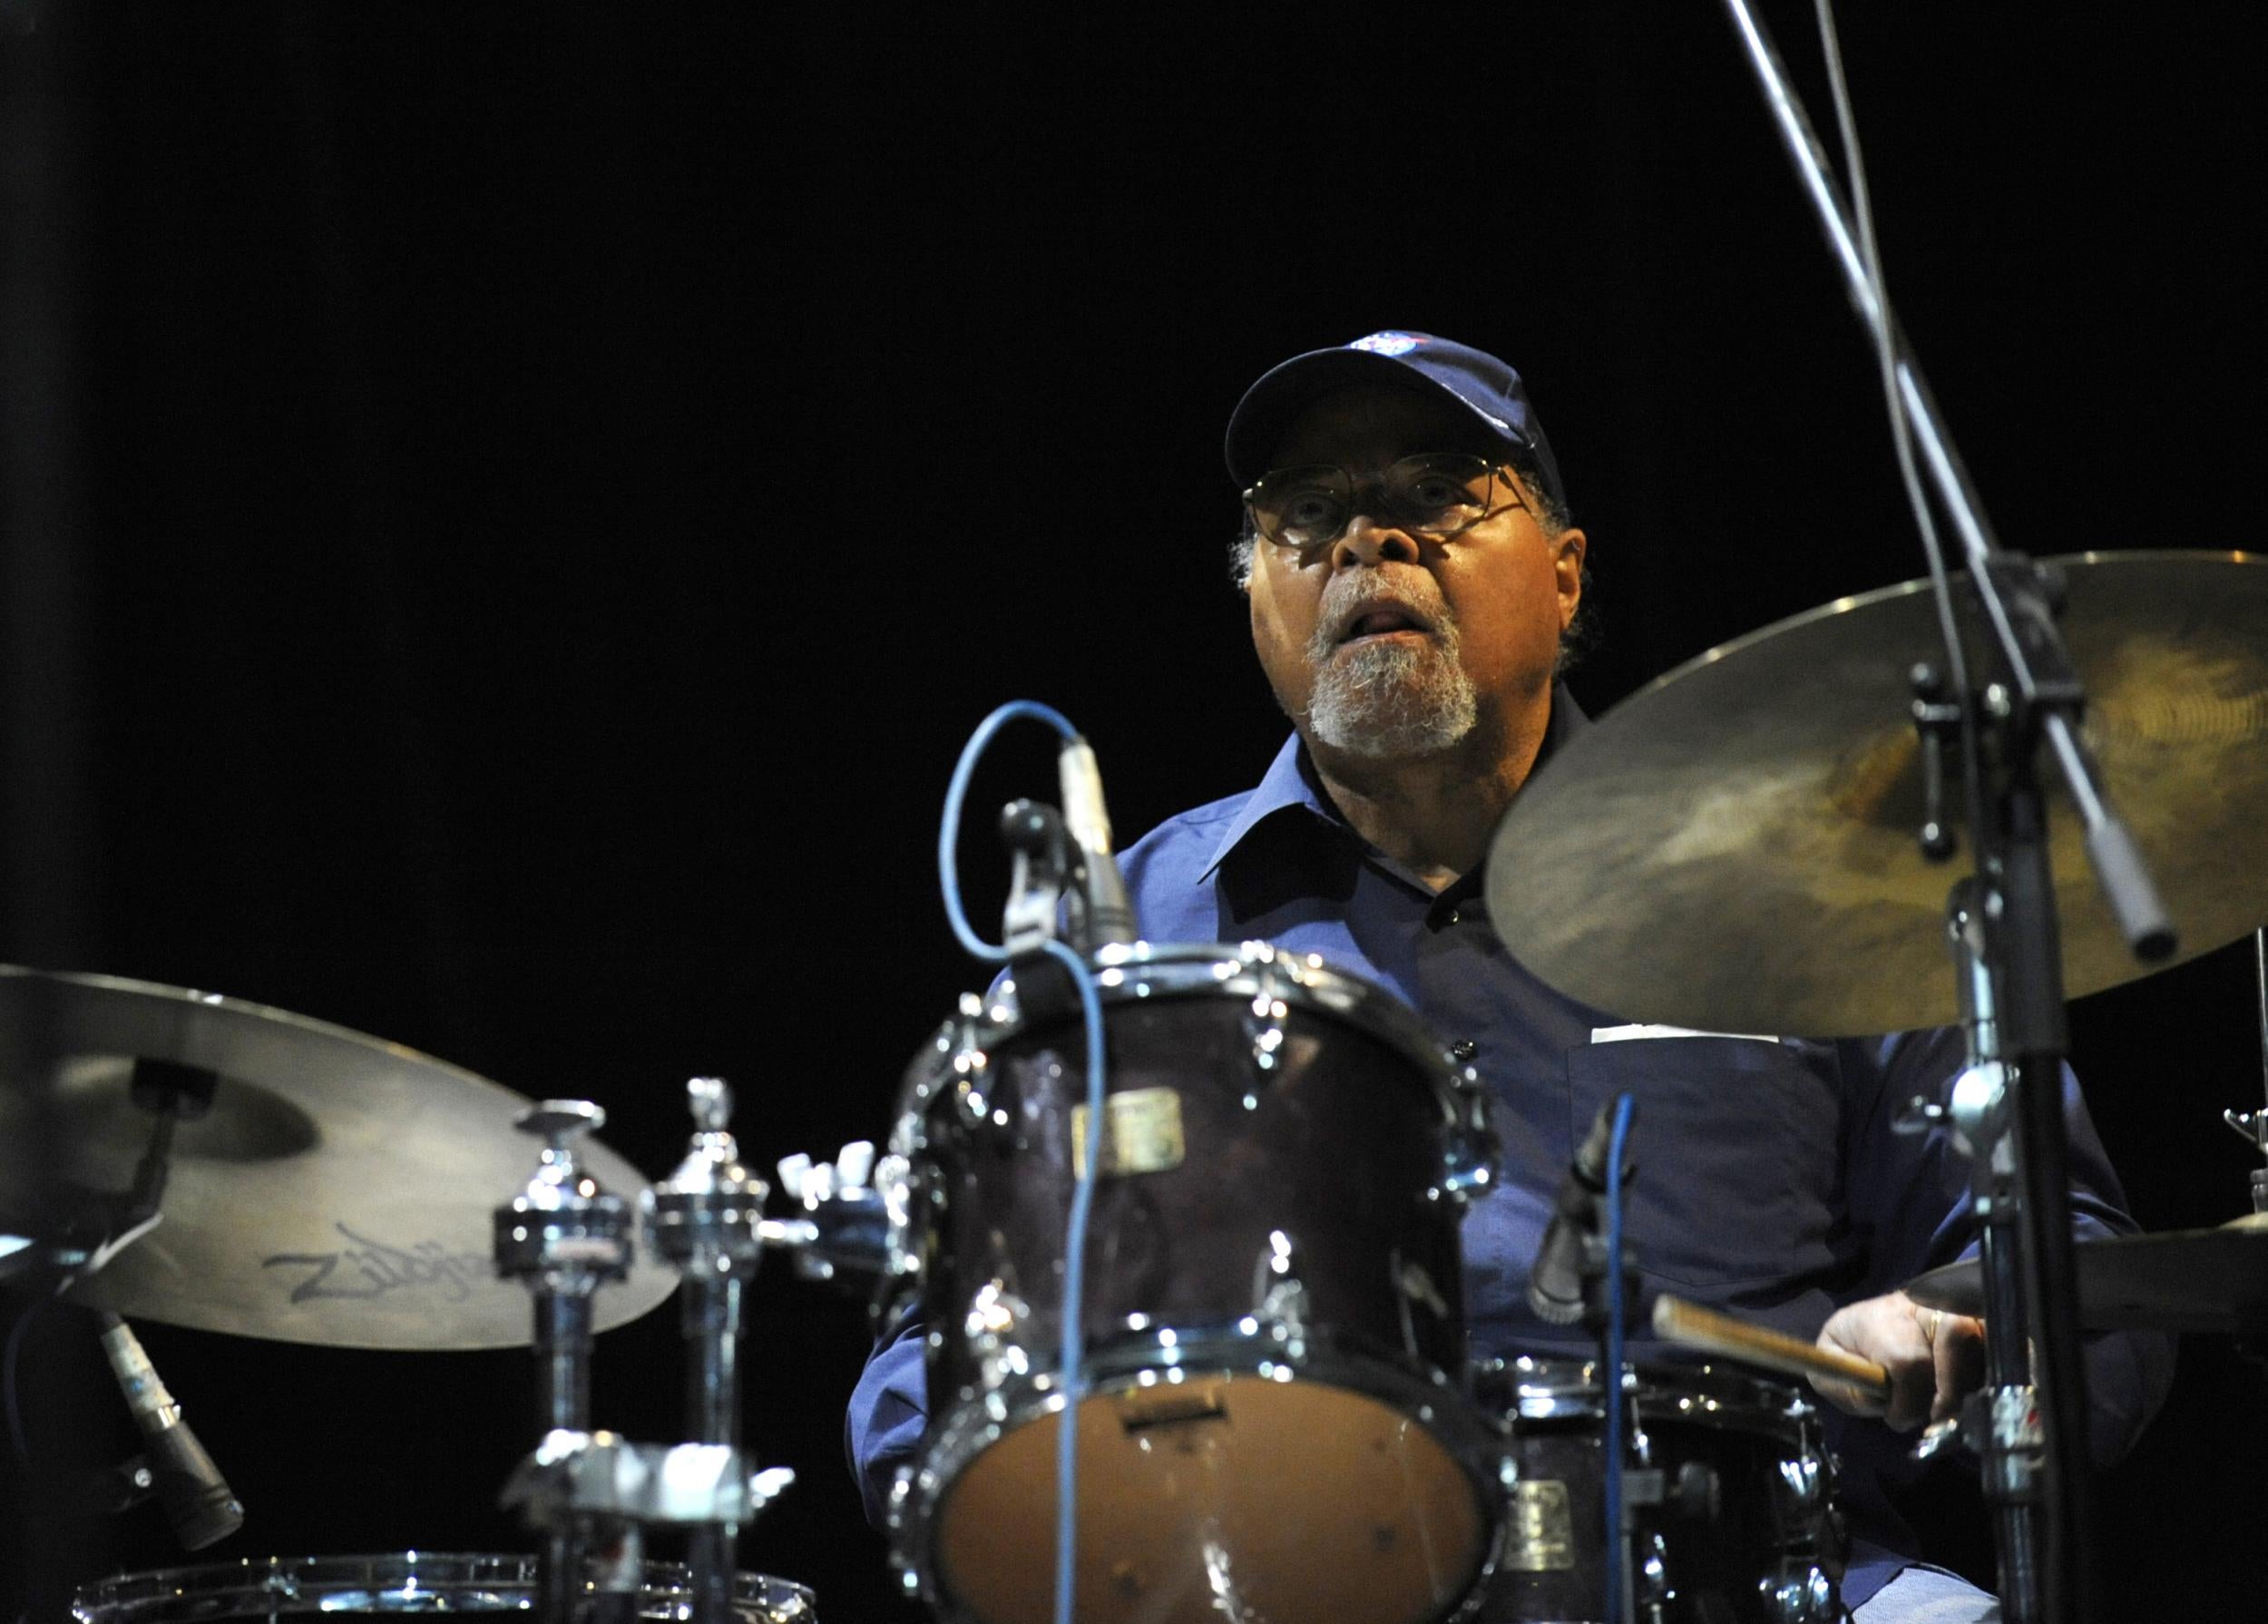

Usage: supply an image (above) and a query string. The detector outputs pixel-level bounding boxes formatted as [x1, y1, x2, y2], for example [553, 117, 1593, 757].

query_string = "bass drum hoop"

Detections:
[906, 1321, 1507, 1533]
[71, 1554, 816, 1624]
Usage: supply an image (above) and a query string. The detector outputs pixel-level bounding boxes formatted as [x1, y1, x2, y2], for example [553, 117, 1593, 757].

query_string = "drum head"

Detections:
[934, 1374, 1486, 1624]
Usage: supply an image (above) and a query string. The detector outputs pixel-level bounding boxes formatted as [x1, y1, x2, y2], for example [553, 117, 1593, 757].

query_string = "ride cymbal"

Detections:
[1487, 552, 2268, 1036]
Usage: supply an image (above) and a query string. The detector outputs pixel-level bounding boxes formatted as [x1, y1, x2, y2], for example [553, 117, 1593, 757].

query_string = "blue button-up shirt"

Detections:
[849, 690, 2170, 1609]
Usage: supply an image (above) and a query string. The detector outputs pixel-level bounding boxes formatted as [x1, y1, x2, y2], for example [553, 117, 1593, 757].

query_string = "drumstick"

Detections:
[1651, 1293, 1892, 1404]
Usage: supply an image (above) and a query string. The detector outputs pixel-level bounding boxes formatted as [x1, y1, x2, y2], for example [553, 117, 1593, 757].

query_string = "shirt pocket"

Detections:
[1564, 1036, 1833, 1290]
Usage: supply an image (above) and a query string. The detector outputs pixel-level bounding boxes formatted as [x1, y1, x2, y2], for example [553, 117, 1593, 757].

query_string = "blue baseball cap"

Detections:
[1224, 330, 1566, 511]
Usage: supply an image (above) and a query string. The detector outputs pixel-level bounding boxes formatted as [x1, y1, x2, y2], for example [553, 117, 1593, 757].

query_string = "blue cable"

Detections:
[937, 700, 1110, 1624]
[1601, 1092, 1637, 1624]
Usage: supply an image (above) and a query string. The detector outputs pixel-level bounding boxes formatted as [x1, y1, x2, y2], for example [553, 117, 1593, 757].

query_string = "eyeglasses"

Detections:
[1242, 452, 1529, 551]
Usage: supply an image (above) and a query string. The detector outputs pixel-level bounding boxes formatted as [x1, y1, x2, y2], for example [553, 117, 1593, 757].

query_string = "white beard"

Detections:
[1302, 619, 1479, 758]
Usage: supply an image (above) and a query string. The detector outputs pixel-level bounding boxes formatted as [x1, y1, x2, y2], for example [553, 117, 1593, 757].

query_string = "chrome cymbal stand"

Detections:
[1925, 885, 2040, 1622]
[2223, 929, 2268, 1216]
[643, 1079, 769, 1624]
[494, 1101, 634, 1624]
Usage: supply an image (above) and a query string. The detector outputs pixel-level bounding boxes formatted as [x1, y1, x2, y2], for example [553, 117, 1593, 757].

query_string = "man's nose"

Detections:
[1328, 511, 1422, 571]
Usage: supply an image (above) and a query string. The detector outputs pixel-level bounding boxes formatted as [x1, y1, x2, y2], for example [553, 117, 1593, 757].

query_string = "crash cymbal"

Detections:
[1487, 551, 2268, 1036]
[0, 965, 677, 1350]
[1905, 1214, 2268, 1335]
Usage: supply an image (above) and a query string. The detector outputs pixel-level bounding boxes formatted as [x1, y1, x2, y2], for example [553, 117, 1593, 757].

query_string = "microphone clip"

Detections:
[1526, 1101, 1642, 1332]
[998, 798, 1073, 958]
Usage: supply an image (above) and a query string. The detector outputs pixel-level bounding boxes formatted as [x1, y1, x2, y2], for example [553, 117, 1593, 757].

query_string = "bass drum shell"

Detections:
[71, 1554, 816, 1624]
[1476, 1356, 1846, 1624]
[894, 942, 1501, 1624]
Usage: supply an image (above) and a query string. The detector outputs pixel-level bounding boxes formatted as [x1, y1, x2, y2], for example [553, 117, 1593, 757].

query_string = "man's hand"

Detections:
[1812, 1289, 1986, 1431]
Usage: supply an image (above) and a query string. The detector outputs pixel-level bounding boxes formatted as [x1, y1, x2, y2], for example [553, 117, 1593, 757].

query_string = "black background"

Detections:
[4, 5, 2264, 1619]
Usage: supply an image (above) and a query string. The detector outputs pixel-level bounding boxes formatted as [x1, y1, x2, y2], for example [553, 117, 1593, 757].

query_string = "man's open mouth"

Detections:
[1335, 604, 1432, 645]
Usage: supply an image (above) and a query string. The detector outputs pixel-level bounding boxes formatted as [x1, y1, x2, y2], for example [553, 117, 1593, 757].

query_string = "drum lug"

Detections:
[965, 1279, 1034, 1391]
[1249, 1231, 1311, 1348]
[1432, 1126, 1500, 1206]
[1429, 1067, 1501, 1207]
[1240, 975, 1292, 1083]
[1758, 1560, 1841, 1623]
[1635, 1530, 1673, 1615]
[1770, 1450, 1829, 1523]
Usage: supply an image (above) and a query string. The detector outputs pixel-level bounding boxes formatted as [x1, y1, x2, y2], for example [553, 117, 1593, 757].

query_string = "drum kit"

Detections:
[3, 543, 2266, 1624]
[6, 22, 2268, 1621]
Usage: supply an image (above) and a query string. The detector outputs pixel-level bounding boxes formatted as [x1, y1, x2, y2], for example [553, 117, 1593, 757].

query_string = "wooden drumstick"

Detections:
[1651, 1293, 1893, 1404]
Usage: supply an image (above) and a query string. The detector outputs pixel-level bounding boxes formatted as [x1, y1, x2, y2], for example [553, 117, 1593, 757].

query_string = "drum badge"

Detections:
[1070, 1087, 1185, 1179]
[1505, 1479, 1578, 1572]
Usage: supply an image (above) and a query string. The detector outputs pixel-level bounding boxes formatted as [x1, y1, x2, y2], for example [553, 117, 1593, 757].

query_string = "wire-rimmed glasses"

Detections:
[1242, 452, 1528, 551]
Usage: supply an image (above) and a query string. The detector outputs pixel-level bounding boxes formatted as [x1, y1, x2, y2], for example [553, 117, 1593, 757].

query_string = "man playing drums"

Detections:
[852, 332, 2170, 1621]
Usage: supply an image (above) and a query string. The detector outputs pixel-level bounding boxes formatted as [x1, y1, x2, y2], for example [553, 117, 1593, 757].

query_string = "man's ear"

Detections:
[1554, 528, 1588, 625]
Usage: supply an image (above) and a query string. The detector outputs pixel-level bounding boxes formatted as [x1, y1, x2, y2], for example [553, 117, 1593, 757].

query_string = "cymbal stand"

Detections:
[1932, 885, 2040, 1622]
[642, 1078, 769, 1624]
[1721, 7, 2179, 1618]
[494, 1101, 634, 1624]
[2223, 929, 2268, 1215]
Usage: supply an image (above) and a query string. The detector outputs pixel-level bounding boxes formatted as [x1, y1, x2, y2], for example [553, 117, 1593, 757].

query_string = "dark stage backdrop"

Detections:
[4, 5, 2263, 1619]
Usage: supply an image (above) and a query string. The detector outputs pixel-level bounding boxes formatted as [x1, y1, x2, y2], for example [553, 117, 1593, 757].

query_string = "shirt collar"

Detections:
[1198, 680, 1591, 881]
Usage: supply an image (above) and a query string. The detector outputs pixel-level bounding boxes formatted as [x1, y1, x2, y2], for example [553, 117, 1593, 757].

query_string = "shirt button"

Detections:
[1450, 1039, 1479, 1063]
[1446, 908, 1464, 926]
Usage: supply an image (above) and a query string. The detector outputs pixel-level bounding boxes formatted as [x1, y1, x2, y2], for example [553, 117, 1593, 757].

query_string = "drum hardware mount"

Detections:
[1908, 660, 1964, 863]
[501, 1431, 796, 1530]
[12, 1058, 218, 1291]
[641, 1077, 771, 1624]
[494, 1100, 639, 1624]
[492, 1085, 900, 1624]
[997, 798, 1070, 960]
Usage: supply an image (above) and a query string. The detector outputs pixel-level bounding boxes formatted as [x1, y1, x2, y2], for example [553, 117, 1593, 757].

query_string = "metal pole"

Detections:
[682, 1274, 745, 1624]
[645, 1080, 768, 1624]
[495, 1103, 632, 1624]
[1953, 888, 2040, 1624]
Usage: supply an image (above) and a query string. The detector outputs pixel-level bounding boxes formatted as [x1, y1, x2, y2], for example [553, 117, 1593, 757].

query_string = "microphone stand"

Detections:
[1719, 7, 2181, 1619]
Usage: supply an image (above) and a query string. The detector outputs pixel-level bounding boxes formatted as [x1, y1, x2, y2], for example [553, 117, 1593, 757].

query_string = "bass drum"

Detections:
[71, 1553, 816, 1624]
[1475, 1356, 1845, 1624]
[887, 940, 1503, 1624]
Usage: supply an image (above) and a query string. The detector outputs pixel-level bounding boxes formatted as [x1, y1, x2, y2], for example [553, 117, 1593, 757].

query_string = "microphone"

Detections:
[98, 1313, 244, 1550]
[1056, 734, 1139, 949]
[1525, 1101, 1629, 1326]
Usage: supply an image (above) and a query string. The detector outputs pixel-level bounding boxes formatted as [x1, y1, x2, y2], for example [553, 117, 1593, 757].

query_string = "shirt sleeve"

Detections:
[844, 1311, 930, 1528]
[1840, 1026, 2174, 1463]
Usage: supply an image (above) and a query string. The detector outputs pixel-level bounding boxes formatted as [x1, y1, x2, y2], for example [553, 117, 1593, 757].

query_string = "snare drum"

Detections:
[1475, 1357, 1845, 1624]
[885, 941, 1502, 1624]
[71, 1553, 816, 1624]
